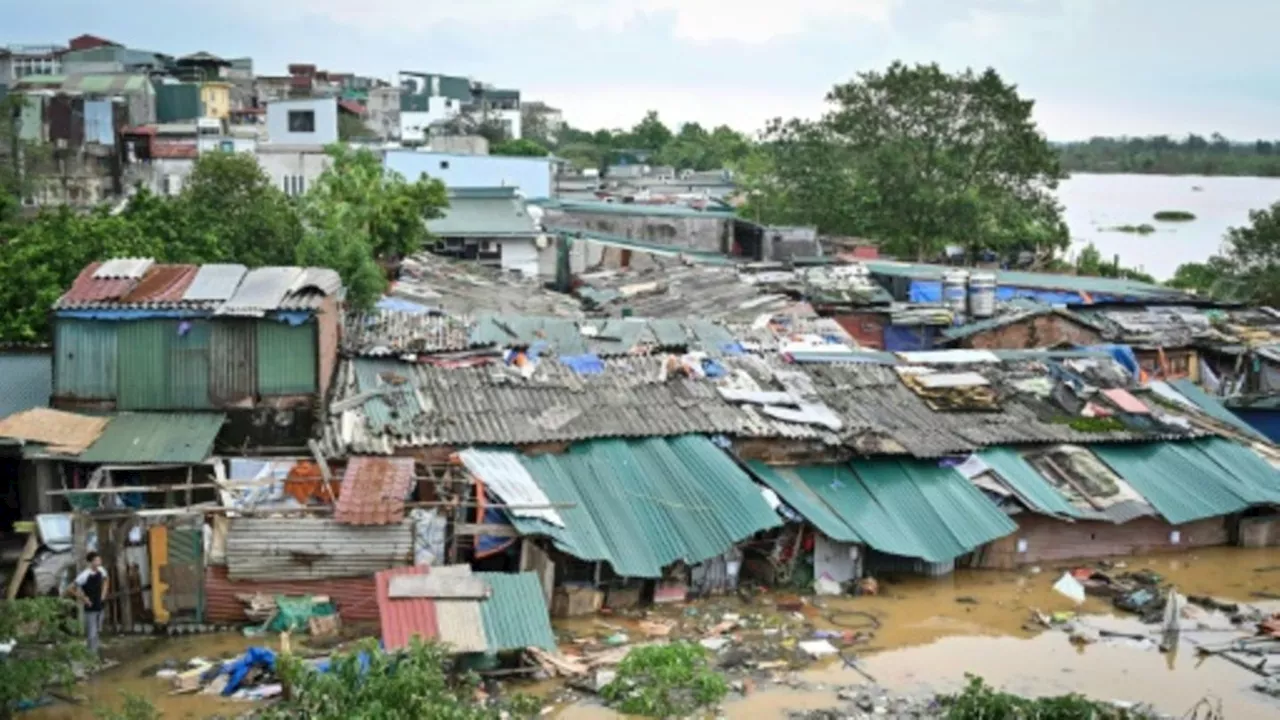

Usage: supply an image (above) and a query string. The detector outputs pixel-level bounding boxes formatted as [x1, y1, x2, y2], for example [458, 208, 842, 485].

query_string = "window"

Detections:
[287, 110, 316, 133]
[439, 161, 450, 170]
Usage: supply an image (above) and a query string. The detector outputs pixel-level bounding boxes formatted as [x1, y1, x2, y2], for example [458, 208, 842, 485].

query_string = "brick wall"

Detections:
[977, 513, 1229, 570]
[961, 315, 1102, 350]
[832, 311, 888, 350]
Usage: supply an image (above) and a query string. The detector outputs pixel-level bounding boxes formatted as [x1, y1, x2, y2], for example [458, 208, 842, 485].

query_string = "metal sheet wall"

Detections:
[118, 320, 213, 410]
[168, 321, 212, 409]
[210, 321, 257, 405]
[256, 321, 317, 395]
[226, 517, 412, 581]
[55, 320, 118, 401]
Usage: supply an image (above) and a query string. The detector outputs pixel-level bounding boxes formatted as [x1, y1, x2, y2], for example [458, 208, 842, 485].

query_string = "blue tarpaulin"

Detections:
[376, 297, 436, 314]
[221, 647, 277, 696]
[883, 325, 937, 351]
[1083, 344, 1141, 380]
[560, 354, 605, 374]
[908, 279, 1089, 306]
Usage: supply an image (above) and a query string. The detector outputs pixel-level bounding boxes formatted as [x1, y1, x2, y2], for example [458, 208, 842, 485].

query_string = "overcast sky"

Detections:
[9, 1, 1279, 139]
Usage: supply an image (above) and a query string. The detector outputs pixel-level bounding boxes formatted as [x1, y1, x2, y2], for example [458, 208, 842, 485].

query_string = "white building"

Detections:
[265, 97, 339, 146]
[385, 150, 553, 198]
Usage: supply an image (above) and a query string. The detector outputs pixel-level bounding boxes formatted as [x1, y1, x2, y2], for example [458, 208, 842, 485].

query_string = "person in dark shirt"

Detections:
[71, 552, 108, 655]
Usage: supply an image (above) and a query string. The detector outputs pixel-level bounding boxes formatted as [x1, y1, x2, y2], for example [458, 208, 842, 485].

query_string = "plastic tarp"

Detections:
[1083, 345, 1141, 380]
[460, 448, 564, 527]
[221, 647, 277, 696]
[883, 325, 938, 352]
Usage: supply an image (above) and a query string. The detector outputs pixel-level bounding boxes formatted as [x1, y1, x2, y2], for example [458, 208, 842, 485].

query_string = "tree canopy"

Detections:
[0, 598, 89, 720]
[491, 138, 550, 157]
[1060, 134, 1280, 177]
[1170, 202, 1280, 304]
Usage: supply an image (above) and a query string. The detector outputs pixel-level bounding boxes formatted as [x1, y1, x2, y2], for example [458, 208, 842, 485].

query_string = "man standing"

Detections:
[71, 552, 108, 655]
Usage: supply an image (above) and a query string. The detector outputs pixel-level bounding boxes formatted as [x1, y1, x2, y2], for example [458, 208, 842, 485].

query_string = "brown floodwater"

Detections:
[28, 546, 1280, 718]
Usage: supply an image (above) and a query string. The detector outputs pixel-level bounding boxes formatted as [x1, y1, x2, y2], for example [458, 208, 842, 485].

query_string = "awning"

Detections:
[979, 447, 1091, 519]
[77, 412, 225, 464]
[1091, 440, 1280, 524]
[464, 435, 781, 579]
[749, 458, 1016, 563]
[747, 462, 860, 543]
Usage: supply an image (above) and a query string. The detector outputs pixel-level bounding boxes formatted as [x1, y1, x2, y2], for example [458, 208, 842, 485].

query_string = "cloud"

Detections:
[246, 0, 896, 43]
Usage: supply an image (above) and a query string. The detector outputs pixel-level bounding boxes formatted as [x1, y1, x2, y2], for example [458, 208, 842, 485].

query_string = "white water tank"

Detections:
[942, 269, 969, 318]
[968, 271, 997, 318]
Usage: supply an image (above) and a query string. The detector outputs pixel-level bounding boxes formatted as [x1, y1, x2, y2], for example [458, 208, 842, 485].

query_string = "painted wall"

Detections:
[385, 150, 552, 198]
[255, 147, 334, 197]
[956, 315, 1103, 351]
[977, 513, 1228, 570]
[201, 82, 232, 120]
[265, 97, 338, 146]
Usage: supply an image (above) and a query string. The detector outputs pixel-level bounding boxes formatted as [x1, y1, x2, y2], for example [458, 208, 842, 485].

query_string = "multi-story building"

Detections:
[0, 44, 66, 86]
[522, 100, 564, 141]
[201, 81, 233, 120]
[397, 71, 524, 142]
[365, 85, 402, 140]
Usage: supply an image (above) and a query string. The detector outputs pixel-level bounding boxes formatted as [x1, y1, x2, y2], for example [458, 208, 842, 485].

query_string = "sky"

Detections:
[7, 1, 1280, 139]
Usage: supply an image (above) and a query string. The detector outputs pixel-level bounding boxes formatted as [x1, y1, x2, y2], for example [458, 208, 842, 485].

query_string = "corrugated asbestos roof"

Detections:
[77, 412, 225, 464]
[343, 311, 476, 357]
[427, 193, 539, 237]
[770, 459, 1016, 563]
[334, 456, 415, 525]
[55, 261, 338, 312]
[1091, 440, 1280, 524]
[746, 462, 861, 543]
[864, 260, 1194, 300]
[1161, 379, 1268, 441]
[576, 264, 817, 323]
[467, 436, 781, 578]
[0, 353, 51, 420]
[475, 572, 557, 652]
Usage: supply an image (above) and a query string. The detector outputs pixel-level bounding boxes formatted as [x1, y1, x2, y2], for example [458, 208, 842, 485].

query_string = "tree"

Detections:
[742, 118, 864, 233]
[0, 598, 90, 720]
[819, 62, 1067, 259]
[491, 138, 549, 157]
[300, 145, 448, 309]
[177, 151, 303, 266]
[338, 113, 374, 141]
[627, 111, 673, 152]
[1214, 201, 1280, 305]
[1167, 259, 1229, 295]
[258, 639, 538, 720]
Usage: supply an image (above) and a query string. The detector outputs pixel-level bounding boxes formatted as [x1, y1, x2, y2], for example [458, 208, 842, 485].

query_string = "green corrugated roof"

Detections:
[1165, 379, 1268, 441]
[1192, 438, 1280, 507]
[78, 412, 224, 464]
[476, 572, 556, 652]
[979, 447, 1100, 520]
[747, 462, 860, 542]
[865, 260, 1186, 299]
[500, 435, 781, 578]
[781, 459, 1015, 562]
[1090, 441, 1273, 524]
[427, 194, 539, 238]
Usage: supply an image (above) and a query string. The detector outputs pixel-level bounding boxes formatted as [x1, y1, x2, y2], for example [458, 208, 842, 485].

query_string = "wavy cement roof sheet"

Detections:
[468, 436, 781, 578]
[769, 459, 1016, 563]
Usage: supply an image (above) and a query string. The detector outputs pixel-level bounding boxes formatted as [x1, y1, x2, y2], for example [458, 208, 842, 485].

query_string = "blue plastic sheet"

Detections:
[221, 647, 277, 696]
[476, 506, 516, 559]
[907, 279, 1091, 306]
[701, 359, 727, 378]
[1083, 344, 1141, 380]
[883, 325, 937, 352]
[376, 297, 436, 314]
[719, 342, 747, 356]
[560, 354, 605, 375]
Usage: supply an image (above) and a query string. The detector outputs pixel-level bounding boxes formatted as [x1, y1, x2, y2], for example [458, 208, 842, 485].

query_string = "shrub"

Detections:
[601, 642, 728, 718]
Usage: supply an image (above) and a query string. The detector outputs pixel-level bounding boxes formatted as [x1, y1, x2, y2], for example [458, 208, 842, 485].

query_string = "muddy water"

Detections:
[29, 547, 1280, 718]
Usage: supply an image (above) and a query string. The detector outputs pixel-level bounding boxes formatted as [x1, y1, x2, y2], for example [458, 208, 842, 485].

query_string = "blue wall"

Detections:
[1230, 408, 1280, 443]
[385, 151, 552, 198]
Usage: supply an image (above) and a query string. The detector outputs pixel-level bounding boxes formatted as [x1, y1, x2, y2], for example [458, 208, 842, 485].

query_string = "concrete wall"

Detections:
[426, 135, 488, 155]
[546, 208, 731, 254]
[366, 87, 401, 139]
[977, 513, 1228, 570]
[256, 146, 333, 197]
[384, 150, 552, 197]
[958, 315, 1103, 351]
[266, 97, 338, 146]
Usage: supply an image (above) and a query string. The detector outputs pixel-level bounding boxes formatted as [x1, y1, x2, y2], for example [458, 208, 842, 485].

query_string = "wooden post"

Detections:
[184, 466, 194, 509]
[113, 518, 135, 630]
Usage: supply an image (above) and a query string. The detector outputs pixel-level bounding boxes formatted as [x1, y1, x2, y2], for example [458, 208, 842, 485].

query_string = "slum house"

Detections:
[51, 259, 343, 449]
[387, 251, 584, 318]
[319, 307, 1280, 608]
[937, 301, 1107, 352]
[426, 187, 546, 276]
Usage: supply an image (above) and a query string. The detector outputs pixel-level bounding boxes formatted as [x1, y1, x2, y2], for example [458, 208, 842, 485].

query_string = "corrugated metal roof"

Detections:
[227, 517, 412, 581]
[979, 447, 1100, 520]
[120, 264, 199, 304]
[427, 195, 539, 237]
[746, 462, 861, 542]
[217, 267, 304, 317]
[376, 566, 439, 651]
[791, 459, 1016, 563]
[0, 407, 108, 455]
[476, 572, 556, 652]
[94, 258, 154, 279]
[183, 264, 247, 302]
[0, 353, 51, 420]
[335, 456, 415, 525]
[1188, 438, 1280, 507]
[473, 435, 781, 578]
[59, 262, 138, 305]
[77, 412, 225, 464]
[1091, 442, 1258, 524]
[204, 565, 380, 624]
[1160, 379, 1268, 441]
[294, 268, 343, 296]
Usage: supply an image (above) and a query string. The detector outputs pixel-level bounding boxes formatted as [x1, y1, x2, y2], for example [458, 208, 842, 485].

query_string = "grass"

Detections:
[1153, 210, 1197, 222]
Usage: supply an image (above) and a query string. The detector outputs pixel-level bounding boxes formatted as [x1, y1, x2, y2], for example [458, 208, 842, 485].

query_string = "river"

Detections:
[1058, 173, 1280, 281]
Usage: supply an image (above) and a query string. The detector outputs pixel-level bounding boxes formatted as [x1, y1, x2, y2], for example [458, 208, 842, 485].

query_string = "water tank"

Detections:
[968, 271, 997, 318]
[941, 269, 969, 318]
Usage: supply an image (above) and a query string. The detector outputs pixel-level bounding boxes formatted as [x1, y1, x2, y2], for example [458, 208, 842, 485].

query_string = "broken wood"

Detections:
[6, 532, 38, 600]
[388, 574, 491, 600]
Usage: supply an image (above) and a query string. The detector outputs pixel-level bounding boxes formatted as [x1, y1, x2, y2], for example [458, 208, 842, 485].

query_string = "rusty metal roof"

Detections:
[59, 262, 138, 306]
[55, 261, 340, 313]
[205, 565, 379, 624]
[334, 456, 415, 525]
[120, 264, 199, 303]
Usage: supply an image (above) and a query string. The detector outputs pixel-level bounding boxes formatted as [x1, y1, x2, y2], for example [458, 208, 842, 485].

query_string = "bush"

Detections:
[939, 675, 1161, 719]
[601, 642, 728, 718]
[1154, 210, 1197, 221]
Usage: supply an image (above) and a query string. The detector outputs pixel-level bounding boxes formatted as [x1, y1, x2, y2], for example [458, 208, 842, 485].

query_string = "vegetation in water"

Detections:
[94, 694, 162, 720]
[0, 598, 90, 720]
[1106, 224, 1156, 235]
[1153, 210, 1197, 222]
[601, 641, 729, 718]
[257, 638, 540, 720]
[1059, 134, 1280, 177]
[939, 675, 1166, 719]
[1071, 243, 1156, 284]
[1169, 201, 1280, 305]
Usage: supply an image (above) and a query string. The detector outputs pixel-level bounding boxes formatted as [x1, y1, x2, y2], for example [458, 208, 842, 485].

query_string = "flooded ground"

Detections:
[30, 546, 1280, 718]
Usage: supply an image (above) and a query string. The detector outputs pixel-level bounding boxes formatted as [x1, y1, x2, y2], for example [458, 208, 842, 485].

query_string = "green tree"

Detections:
[491, 138, 549, 157]
[742, 119, 864, 233]
[1, 598, 90, 720]
[627, 111, 673, 152]
[177, 151, 302, 266]
[1212, 201, 1280, 305]
[819, 62, 1067, 259]
[1167, 259, 1230, 295]
[258, 639, 538, 720]
[338, 113, 375, 141]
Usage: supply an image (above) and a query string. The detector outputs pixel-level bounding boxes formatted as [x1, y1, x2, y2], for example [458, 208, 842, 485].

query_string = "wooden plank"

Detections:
[454, 523, 520, 538]
[6, 533, 38, 600]
[388, 574, 492, 600]
[520, 539, 555, 609]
